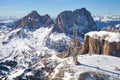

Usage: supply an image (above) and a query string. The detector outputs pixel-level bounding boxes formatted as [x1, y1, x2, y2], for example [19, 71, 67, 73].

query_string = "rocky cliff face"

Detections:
[13, 11, 54, 30]
[82, 28, 120, 57]
[52, 8, 97, 38]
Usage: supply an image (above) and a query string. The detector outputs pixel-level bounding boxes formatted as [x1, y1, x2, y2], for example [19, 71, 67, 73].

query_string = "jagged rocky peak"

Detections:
[26, 10, 41, 19]
[74, 8, 90, 17]
[42, 14, 54, 27]
[13, 10, 54, 30]
[52, 8, 97, 38]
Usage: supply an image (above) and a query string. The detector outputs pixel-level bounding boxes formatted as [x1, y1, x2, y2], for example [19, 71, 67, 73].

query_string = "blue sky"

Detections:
[0, 0, 120, 17]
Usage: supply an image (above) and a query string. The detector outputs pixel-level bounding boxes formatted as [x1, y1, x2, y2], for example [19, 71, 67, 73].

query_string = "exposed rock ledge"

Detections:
[82, 31, 120, 57]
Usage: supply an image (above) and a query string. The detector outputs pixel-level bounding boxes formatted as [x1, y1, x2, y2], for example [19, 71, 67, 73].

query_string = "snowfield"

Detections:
[51, 54, 120, 80]
[86, 31, 120, 42]
[0, 26, 54, 59]
[0, 25, 69, 79]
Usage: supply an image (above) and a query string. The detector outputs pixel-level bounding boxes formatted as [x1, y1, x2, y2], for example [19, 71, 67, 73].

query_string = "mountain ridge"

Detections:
[0, 8, 120, 80]
[13, 10, 54, 30]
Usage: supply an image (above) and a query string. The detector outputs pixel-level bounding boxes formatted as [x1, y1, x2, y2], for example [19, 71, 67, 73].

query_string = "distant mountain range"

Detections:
[0, 16, 19, 23]
[93, 14, 120, 30]
[93, 14, 120, 22]
[1, 13, 120, 30]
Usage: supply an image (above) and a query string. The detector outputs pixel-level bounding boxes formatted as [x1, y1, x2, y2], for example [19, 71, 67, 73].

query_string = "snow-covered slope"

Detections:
[46, 32, 70, 52]
[0, 24, 71, 79]
[0, 12, 70, 80]
[0, 26, 53, 77]
[51, 54, 120, 80]
[0, 26, 54, 59]
[0, 28, 119, 80]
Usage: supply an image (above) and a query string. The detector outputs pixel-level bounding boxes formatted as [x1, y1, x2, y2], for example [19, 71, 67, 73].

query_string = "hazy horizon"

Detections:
[0, 0, 120, 17]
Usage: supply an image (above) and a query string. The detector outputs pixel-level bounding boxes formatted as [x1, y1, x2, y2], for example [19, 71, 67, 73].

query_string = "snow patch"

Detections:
[86, 31, 120, 42]
[49, 33, 70, 42]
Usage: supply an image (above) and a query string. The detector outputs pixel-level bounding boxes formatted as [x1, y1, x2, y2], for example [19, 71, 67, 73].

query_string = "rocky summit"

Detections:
[52, 8, 97, 38]
[13, 11, 54, 30]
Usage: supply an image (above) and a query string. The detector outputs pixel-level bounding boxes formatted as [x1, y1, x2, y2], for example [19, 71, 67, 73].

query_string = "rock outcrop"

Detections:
[13, 11, 54, 30]
[52, 8, 97, 38]
[82, 28, 120, 57]
[102, 26, 120, 32]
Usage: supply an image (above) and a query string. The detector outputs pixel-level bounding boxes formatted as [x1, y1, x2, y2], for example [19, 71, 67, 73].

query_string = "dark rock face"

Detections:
[79, 71, 110, 80]
[110, 49, 120, 57]
[52, 8, 97, 37]
[13, 11, 54, 30]
[0, 60, 17, 76]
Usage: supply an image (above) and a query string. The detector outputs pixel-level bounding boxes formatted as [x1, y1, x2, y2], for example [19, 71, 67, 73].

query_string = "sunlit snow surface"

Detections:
[86, 31, 120, 42]
[52, 54, 120, 80]
[0, 26, 69, 79]
[0, 26, 58, 59]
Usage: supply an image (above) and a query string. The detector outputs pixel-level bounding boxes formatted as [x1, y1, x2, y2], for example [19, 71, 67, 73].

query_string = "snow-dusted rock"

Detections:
[82, 30, 120, 56]
[13, 11, 54, 30]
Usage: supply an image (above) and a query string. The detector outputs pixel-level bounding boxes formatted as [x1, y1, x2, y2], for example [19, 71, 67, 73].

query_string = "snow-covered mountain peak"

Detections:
[93, 14, 120, 22]
[93, 14, 120, 30]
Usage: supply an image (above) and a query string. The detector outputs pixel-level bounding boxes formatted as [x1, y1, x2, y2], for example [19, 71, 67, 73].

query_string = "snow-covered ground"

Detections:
[0, 25, 70, 79]
[49, 33, 70, 42]
[51, 54, 120, 80]
[0, 26, 54, 59]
